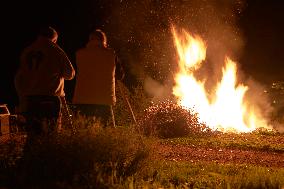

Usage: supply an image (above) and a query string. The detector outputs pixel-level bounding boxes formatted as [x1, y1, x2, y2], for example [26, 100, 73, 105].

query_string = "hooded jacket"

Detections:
[15, 37, 75, 97]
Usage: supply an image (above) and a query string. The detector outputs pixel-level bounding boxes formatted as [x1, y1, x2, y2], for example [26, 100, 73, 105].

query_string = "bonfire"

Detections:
[170, 26, 272, 133]
[140, 26, 273, 137]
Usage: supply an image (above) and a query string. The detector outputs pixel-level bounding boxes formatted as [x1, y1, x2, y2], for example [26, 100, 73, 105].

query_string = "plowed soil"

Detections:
[157, 143, 284, 167]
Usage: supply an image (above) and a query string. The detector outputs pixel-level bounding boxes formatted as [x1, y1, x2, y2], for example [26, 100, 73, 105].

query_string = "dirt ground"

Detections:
[157, 143, 284, 167]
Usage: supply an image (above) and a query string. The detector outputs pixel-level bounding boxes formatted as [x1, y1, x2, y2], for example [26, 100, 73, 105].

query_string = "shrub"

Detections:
[137, 100, 212, 138]
[13, 127, 153, 189]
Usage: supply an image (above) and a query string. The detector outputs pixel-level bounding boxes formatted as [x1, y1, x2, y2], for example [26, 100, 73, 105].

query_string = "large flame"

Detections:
[172, 26, 268, 133]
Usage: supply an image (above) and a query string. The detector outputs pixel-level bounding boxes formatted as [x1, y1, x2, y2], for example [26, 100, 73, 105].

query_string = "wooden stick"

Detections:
[60, 96, 76, 134]
[117, 81, 137, 125]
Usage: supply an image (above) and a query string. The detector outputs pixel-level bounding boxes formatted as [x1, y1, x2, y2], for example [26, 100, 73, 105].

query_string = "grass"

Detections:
[5, 127, 154, 189]
[139, 161, 284, 189]
[0, 125, 283, 188]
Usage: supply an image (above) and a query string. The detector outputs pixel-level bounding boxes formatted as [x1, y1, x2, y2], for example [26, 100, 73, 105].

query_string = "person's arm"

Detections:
[56, 45, 75, 80]
[62, 55, 75, 80]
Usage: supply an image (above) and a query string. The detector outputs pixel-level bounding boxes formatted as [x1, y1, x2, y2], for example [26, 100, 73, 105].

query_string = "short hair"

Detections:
[89, 29, 107, 48]
[39, 26, 58, 40]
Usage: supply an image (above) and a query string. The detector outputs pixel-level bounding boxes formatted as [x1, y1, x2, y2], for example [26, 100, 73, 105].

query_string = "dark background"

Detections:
[1, 0, 284, 113]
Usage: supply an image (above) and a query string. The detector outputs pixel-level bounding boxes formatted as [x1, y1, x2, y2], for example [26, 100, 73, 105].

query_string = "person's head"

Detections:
[38, 26, 58, 43]
[89, 29, 107, 48]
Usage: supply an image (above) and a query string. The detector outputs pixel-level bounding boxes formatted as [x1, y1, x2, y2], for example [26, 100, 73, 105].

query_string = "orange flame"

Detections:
[172, 26, 269, 133]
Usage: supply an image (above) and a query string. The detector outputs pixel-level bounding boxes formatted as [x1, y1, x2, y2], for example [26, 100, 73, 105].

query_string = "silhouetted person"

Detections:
[72, 29, 124, 127]
[14, 26, 75, 135]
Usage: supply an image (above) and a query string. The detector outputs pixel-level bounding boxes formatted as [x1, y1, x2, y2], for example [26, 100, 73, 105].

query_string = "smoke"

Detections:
[100, 0, 282, 131]
[101, 0, 247, 95]
[181, 0, 247, 89]
[244, 77, 274, 129]
[273, 122, 284, 133]
[143, 76, 173, 102]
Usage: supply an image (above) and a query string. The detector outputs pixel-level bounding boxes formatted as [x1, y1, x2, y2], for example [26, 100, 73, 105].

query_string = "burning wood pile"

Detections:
[170, 26, 272, 133]
[139, 26, 274, 137]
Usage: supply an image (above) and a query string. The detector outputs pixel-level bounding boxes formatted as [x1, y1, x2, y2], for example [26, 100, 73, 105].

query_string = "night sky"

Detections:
[2, 0, 284, 112]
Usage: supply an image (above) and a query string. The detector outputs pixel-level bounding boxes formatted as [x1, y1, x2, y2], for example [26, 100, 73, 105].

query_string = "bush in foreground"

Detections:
[12, 127, 153, 189]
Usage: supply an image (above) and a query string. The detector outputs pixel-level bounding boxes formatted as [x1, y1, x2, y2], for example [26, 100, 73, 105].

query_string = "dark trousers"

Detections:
[21, 95, 62, 135]
[16, 96, 62, 178]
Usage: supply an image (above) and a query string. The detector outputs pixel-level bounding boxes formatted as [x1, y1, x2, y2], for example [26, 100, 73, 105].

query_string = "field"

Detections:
[0, 124, 283, 189]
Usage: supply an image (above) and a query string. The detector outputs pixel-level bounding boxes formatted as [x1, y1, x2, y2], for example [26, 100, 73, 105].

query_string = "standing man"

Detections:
[72, 29, 124, 128]
[14, 26, 75, 135]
